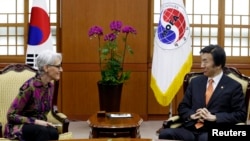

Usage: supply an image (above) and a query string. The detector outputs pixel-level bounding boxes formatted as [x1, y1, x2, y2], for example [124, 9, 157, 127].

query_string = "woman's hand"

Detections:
[34, 119, 56, 127]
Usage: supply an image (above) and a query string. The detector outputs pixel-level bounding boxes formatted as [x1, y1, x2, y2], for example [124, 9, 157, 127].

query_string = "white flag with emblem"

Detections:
[151, 0, 192, 106]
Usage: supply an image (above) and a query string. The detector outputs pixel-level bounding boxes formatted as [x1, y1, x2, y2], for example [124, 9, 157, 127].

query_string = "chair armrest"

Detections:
[56, 112, 67, 119]
[156, 115, 182, 134]
[52, 112, 70, 133]
[0, 122, 2, 137]
[47, 106, 70, 133]
[236, 122, 246, 125]
[163, 115, 182, 128]
[167, 115, 181, 122]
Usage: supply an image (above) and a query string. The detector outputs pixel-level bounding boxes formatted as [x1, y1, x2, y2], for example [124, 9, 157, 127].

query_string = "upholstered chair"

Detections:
[0, 64, 73, 140]
[157, 66, 250, 133]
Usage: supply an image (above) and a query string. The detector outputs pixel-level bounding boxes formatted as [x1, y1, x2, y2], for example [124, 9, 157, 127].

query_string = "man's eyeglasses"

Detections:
[48, 64, 62, 69]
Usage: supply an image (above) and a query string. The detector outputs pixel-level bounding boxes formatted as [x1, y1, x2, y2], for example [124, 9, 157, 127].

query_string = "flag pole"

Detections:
[169, 101, 172, 118]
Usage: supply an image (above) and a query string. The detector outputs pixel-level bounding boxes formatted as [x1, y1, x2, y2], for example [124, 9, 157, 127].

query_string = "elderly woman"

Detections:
[4, 50, 63, 141]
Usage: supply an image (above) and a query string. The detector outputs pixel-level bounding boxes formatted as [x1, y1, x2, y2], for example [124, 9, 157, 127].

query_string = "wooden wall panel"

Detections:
[147, 69, 169, 117]
[60, 0, 150, 120]
[61, 68, 148, 120]
[61, 0, 148, 64]
[61, 71, 100, 120]
[120, 72, 148, 115]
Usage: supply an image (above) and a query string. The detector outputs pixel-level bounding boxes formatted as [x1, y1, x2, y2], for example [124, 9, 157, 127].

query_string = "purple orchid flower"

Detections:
[122, 26, 137, 34]
[110, 21, 122, 32]
[104, 33, 117, 41]
[88, 26, 103, 37]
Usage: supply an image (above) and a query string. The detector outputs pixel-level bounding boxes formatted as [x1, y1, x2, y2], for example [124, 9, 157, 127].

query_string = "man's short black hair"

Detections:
[200, 44, 226, 68]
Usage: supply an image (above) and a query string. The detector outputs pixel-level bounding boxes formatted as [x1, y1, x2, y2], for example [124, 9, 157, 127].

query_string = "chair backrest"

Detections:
[183, 66, 250, 124]
[0, 64, 37, 137]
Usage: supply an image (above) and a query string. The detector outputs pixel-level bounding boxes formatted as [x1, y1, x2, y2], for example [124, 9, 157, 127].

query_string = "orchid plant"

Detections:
[88, 20, 136, 85]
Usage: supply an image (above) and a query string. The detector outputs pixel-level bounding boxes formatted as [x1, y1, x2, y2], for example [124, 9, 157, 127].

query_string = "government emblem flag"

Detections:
[151, 0, 192, 106]
[26, 0, 54, 68]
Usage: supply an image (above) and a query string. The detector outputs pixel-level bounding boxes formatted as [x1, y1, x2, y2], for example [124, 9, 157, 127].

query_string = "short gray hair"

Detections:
[36, 50, 62, 74]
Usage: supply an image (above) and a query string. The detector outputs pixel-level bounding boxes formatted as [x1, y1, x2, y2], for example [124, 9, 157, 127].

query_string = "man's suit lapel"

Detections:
[196, 76, 207, 107]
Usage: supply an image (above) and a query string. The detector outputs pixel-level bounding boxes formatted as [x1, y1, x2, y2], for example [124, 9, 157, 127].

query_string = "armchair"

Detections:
[0, 64, 72, 140]
[157, 66, 250, 133]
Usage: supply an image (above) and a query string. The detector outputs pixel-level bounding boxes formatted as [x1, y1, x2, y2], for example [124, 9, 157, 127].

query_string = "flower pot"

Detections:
[97, 82, 123, 112]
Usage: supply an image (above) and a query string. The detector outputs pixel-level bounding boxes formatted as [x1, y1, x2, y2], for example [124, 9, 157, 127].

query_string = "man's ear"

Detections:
[216, 65, 222, 70]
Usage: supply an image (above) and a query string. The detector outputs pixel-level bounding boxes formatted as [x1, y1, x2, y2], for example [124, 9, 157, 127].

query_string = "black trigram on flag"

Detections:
[26, 53, 38, 68]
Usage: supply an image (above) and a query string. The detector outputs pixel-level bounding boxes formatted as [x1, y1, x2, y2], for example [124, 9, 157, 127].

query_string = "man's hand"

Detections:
[198, 108, 216, 121]
[190, 108, 216, 122]
[190, 108, 203, 120]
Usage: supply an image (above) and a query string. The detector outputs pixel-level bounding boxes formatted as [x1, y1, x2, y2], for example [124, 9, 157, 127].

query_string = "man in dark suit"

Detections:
[158, 44, 247, 141]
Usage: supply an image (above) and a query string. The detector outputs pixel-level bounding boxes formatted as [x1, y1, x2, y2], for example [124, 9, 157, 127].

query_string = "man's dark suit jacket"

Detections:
[178, 73, 247, 129]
